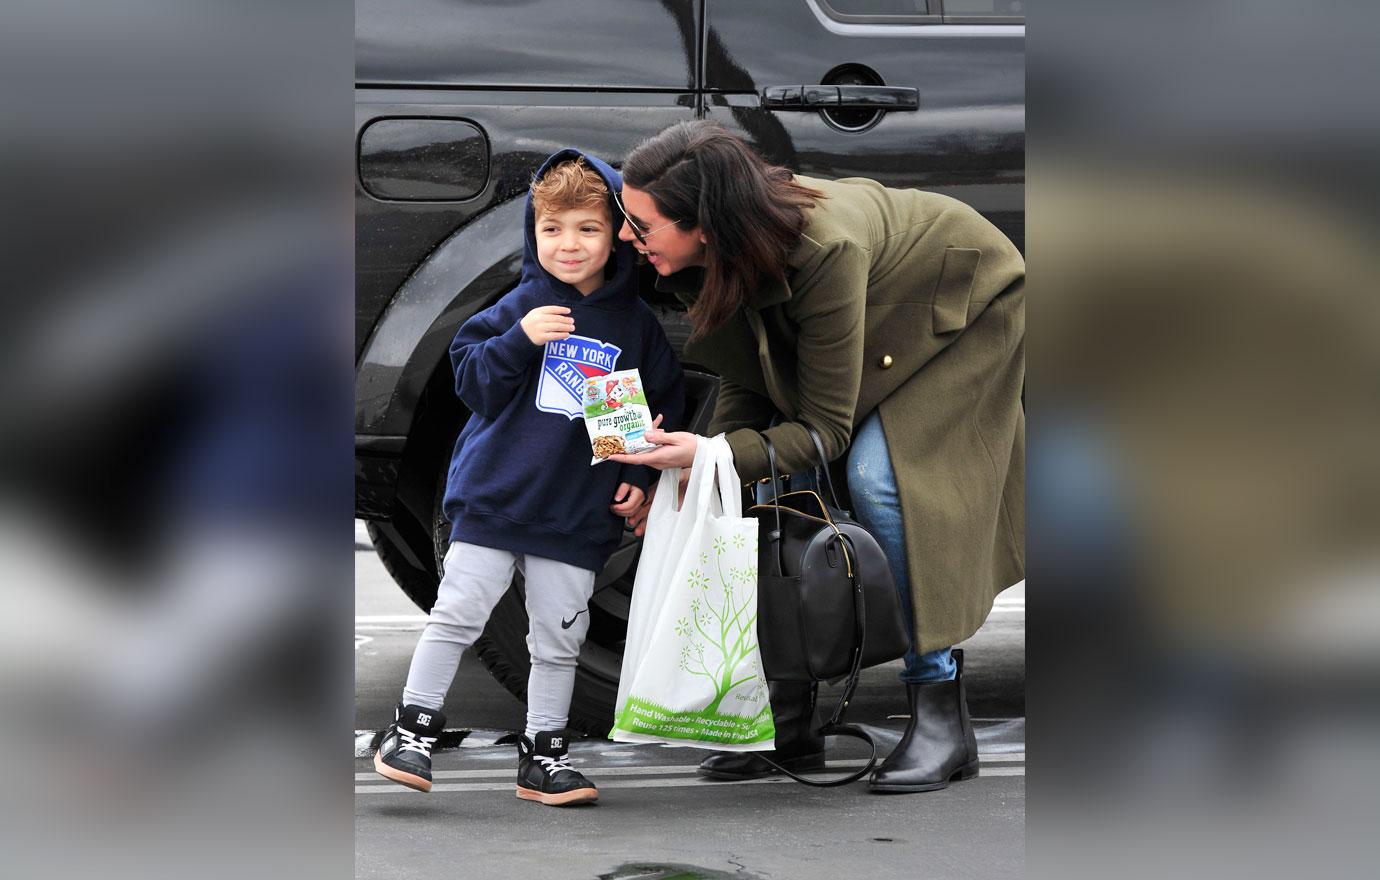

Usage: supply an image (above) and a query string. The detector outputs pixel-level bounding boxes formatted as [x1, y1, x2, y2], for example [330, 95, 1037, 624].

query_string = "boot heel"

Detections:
[953, 761, 980, 781]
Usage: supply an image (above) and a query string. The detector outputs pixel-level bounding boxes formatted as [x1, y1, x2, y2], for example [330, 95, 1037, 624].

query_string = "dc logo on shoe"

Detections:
[551, 737, 564, 749]
[535, 335, 622, 420]
[417, 713, 432, 727]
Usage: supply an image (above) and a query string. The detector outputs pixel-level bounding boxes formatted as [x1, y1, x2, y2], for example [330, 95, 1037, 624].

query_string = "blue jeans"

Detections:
[757, 412, 955, 683]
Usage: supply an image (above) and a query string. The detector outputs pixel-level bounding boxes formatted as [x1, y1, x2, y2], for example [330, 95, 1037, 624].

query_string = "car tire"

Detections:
[365, 520, 439, 611]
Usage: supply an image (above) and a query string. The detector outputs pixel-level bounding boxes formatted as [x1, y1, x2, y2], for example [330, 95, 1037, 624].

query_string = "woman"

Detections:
[607, 121, 1024, 793]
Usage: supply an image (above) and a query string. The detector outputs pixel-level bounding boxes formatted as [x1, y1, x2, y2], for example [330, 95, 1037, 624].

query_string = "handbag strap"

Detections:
[763, 420, 845, 513]
[761, 435, 786, 576]
[754, 722, 878, 788]
[803, 424, 845, 513]
[756, 531, 875, 787]
[826, 532, 868, 727]
[755, 430, 878, 787]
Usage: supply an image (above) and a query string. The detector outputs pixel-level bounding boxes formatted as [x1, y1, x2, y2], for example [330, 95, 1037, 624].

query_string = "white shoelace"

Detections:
[533, 753, 574, 775]
[398, 727, 437, 758]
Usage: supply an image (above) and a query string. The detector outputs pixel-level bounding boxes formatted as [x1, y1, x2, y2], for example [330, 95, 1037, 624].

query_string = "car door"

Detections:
[701, 0, 1025, 249]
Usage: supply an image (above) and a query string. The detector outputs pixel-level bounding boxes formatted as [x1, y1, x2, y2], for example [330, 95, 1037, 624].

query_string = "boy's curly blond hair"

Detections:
[531, 157, 611, 221]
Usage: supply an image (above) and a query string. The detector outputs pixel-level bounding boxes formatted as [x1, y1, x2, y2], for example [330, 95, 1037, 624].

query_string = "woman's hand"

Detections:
[607, 413, 697, 470]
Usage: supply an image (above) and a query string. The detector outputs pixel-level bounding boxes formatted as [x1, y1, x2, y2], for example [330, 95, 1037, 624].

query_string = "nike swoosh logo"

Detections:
[560, 609, 589, 629]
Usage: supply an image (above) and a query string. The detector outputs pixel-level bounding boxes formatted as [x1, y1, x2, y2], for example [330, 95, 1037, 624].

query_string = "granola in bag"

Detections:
[584, 369, 658, 464]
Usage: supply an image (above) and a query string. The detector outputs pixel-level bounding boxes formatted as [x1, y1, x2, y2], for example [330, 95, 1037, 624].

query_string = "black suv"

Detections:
[356, 0, 1024, 733]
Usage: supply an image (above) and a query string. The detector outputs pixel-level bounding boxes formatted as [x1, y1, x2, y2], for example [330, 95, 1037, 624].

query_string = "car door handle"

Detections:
[761, 85, 919, 111]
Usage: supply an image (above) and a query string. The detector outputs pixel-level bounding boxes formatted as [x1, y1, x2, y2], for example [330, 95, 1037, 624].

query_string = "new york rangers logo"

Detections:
[536, 334, 622, 419]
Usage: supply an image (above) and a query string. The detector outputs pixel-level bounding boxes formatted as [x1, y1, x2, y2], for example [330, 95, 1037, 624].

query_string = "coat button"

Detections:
[879, 354, 894, 369]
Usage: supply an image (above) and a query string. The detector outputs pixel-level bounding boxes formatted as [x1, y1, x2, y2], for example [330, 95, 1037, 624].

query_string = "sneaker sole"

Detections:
[373, 751, 432, 793]
[515, 785, 598, 806]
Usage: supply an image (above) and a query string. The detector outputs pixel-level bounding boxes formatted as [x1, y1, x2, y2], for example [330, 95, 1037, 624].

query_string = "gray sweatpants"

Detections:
[402, 541, 596, 738]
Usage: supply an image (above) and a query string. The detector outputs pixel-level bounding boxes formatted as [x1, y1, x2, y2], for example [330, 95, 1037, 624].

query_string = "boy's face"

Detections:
[535, 205, 613, 295]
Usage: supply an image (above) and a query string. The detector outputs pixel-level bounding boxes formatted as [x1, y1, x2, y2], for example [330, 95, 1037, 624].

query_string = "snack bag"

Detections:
[584, 369, 658, 464]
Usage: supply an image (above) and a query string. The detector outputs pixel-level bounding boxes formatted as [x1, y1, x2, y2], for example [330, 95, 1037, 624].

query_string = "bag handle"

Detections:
[803, 424, 845, 513]
[657, 462, 687, 514]
[761, 421, 844, 513]
[670, 436, 720, 522]
[709, 436, 744, 519]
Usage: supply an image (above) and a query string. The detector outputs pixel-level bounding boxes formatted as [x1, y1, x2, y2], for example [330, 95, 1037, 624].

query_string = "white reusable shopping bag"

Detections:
[610, 435, 774, 750]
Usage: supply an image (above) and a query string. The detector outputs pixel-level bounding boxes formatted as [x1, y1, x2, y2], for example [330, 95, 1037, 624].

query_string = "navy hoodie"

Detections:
[443, 149, 686, 572]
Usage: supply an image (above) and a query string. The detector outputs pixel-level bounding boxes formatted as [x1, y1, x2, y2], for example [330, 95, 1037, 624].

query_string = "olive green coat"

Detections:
[663, 176, 1025, 653]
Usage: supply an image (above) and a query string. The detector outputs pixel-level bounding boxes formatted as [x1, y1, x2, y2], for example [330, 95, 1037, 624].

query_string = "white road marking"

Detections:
[354, 722, 1022, 759]
[356, 613, 429, 633]
[353, 752, 1024, 783]
[355, 634, 373, 650]
[356, 765, 1023, 795]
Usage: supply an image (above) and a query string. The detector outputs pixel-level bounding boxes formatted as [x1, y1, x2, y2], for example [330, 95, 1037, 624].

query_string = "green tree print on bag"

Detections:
[676, 543, 765, 716]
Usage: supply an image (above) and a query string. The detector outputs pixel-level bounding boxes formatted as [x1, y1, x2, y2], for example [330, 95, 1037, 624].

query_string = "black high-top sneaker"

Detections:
[373, 702, 445, 792]
[515, 730, 598, 806]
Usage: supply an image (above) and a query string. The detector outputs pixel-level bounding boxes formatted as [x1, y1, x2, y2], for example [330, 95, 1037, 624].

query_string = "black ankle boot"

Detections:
[869, 649, 979, 793]
[698, 680, 826, 780]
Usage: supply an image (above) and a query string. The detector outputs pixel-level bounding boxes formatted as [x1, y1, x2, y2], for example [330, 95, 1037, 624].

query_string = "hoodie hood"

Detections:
[522, 148, 637, 310]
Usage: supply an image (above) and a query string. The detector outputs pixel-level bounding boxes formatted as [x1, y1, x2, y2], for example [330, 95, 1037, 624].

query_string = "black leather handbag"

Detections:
[748, 426, 913, 785]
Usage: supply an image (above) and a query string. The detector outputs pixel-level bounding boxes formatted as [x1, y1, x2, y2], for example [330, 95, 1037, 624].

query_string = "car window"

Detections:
[943, 0, 1024, 18]
[357, 0, 696, 88]
[821, 0, 934, 16]
[816, 1, 1024, 23]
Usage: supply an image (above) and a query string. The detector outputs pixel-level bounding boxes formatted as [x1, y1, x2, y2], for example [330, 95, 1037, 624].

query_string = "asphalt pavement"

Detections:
[355, 522, 1025, 880]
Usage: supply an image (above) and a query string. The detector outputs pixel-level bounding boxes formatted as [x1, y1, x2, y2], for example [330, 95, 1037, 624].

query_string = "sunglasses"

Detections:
[613, 190, 680, 246]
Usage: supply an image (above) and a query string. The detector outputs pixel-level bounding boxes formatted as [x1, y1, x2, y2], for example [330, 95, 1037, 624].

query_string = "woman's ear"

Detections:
[698, 231, 707, 244]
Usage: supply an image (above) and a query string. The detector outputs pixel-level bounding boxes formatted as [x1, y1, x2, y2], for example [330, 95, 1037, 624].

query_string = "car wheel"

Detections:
[365, 520, 439, 611]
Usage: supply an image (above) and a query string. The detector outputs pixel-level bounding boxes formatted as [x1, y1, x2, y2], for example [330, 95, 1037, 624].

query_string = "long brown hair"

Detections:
[622, 121, 823, 337]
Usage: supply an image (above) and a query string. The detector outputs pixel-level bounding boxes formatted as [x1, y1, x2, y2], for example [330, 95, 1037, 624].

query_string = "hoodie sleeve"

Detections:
[618, 317, 687, 492]
[449, 296, 542, 420]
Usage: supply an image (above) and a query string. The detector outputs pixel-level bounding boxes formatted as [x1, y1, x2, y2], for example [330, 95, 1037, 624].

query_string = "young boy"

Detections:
[373, 150, 685, 806]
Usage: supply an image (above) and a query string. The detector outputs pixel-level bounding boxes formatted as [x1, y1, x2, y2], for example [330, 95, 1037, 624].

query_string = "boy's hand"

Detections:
[520, 305, 575, 345]
[609, 482, 645, 517]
